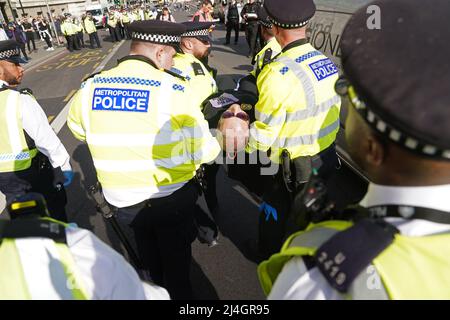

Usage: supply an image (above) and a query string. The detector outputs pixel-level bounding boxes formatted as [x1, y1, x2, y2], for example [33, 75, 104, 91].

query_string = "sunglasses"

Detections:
[222, 110, 249, 121]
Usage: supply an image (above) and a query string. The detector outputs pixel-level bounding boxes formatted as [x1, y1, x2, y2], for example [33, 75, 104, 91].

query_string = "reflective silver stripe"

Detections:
[280, 119, 340, 147]
[94, 152, 198, 172]
[288, 227, 340, 249]
[6, 92, 22, 155]
[88, 125, 207, 147]
[349, 264, 390, 300]
[286, 95, 341, 122]
[255, 109, 285, 127]
[276, 56, 316, 111]
[81, 80, 92, 134]
[15, 238, 75, 300]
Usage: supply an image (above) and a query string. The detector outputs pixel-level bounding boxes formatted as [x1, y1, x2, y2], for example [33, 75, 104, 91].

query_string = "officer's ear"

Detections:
[365, 131, 386, 167]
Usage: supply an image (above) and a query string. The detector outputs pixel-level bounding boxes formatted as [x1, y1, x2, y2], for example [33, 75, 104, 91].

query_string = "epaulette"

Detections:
[164, 68, 187, 81]
[19, 88, 34, 96]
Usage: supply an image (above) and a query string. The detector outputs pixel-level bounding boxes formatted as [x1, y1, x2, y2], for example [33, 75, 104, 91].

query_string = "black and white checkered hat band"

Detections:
[259, 19, 272, 29]
[269, 17, 309, 29]
[351, 94, 450, 160]
[181, 29, 210, 37]
[132, 32, 180, 44]
[0, 48, 20, 60]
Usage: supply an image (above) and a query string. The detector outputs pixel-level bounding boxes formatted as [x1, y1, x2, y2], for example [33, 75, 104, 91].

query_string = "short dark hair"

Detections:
[202, 0, 213, 6]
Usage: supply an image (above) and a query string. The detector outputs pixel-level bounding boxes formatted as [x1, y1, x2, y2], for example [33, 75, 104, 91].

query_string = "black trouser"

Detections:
[88, 32, 101, 48]
[77, 32, 85, 47]
[42, 32, 52, 49]
[108, 26, 120, 42]
[123, 23, 131, 40]
[65, 35, 76, 51]
[17, 42, 28, 60]
[244, 22, 258, 57]
[117, 180, 198, 300]
[225, 19, 239, 44]
[0, 153, 68, 222]
[257, 144, 339, 259]
[118, 24, 125, 39]
[25, 31, 36, 51]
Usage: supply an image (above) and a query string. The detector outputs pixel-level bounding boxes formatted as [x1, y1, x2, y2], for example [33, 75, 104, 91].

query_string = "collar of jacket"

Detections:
[117, 54, 159, 69]
[281, 38, 309, 53]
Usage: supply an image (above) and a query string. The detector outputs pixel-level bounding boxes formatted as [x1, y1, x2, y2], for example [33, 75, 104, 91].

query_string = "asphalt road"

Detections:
[4, 9, 367, 300]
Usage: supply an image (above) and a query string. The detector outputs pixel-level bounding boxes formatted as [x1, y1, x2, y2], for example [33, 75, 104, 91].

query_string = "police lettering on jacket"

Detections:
[309, 58, 338, 81]
[92, 88, 150, 112]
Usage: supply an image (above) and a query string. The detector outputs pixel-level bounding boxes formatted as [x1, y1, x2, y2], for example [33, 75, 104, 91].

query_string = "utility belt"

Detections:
[280, 144, 338, 194]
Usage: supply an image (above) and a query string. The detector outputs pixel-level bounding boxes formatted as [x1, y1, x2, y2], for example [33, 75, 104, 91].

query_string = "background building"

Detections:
[0, 0, 116, 22]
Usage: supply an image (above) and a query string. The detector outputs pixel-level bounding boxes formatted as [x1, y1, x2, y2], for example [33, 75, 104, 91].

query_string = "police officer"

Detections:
[67, 20, 221, 299]
[246, 0, 341, 259]
[172, 21, 221, 244]
[172, 22, 218, 109]
[84, 12, 102, 49]
[0, 193, 169, 300]
[0, 40, 73, 222]
[259, 0, 450, 299]
[61, 15, 79, 52]
[240, 0, 260, 58]
[107, 11, 121, 42]
[121, 10, 132, 40]
[250, 8, 281, 79]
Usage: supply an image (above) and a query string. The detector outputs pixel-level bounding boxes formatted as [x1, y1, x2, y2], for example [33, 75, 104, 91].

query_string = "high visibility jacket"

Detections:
[172, 53, 218, 110]
[74, 22, 83, 33]
[121, 14, 130, 24]
[67, 57, 221, 208]
[0, 218, 88, 300]
[84, 18, 97, 34]
[251, 37, 281, 78]
[246, 42, 341, 163]
[107, 16, 117, 28]
[61, 21, 75, 36]
[258, 220, 450, 299]
[132, 12, 140, 21]
[0, 89, 38, 173]
[145, 11, 154, 20]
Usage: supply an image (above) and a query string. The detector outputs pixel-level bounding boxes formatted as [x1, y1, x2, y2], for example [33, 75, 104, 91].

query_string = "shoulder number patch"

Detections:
[191, 62, 205, 76]
[92, 88, 150, 112]
[309, 58, 338, 81]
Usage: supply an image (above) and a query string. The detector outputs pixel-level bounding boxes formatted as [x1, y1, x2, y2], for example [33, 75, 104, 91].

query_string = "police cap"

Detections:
[340, 0, 450, 160]
[129, 20, 186, 46]
[0, 40, 26, 65]
[263, 0, 315, 29]
[181, 21, 214, 42]
[257, 7, 272, 29]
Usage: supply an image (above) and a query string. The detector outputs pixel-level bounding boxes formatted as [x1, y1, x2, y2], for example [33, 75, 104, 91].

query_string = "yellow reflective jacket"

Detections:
[172, 53, 218, 110]
[251, 37, 281, 78]
[0, 89, 38, 172]
[67, 57, 221, 208]
[258, 219, 450, 299]
[247, 41, 341, 163]
[84, 18, 97, 34]
[0, 218, 88, 300]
